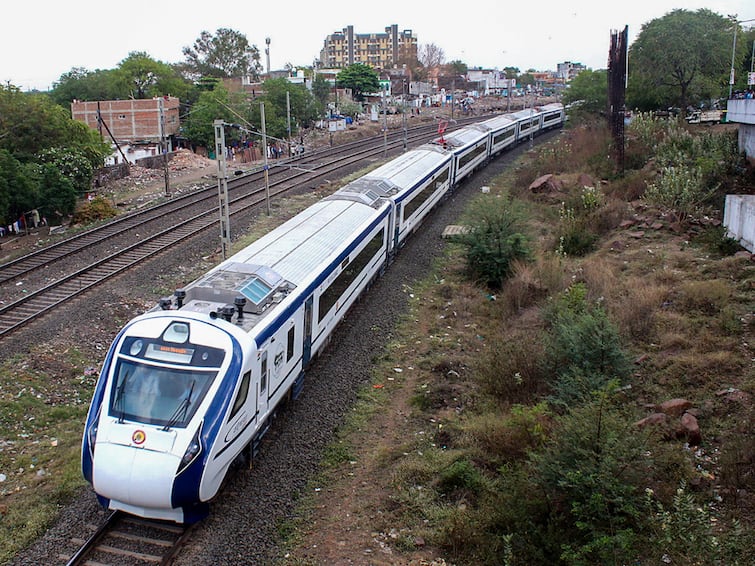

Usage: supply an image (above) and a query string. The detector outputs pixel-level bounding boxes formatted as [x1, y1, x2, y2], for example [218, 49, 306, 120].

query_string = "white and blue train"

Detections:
[81, 103, 565, 523]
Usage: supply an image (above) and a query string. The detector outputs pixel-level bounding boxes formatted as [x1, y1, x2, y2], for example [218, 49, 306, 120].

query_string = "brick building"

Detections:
[71, 96, 180, 145]
[319, 24, 417, 69]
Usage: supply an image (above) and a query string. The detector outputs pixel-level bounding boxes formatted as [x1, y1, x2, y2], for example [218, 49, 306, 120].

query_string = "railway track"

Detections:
[62, 511, 194, 565]
[0, 118, 481, 338]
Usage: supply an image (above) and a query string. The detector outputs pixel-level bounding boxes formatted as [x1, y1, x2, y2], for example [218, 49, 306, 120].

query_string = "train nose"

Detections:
[92, 427, 180, 510]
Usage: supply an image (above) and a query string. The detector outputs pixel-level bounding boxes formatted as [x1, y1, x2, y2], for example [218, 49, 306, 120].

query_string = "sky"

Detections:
[2, 0, 753, 92]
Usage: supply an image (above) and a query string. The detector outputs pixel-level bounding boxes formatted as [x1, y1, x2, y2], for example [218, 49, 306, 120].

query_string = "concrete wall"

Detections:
[724, 194, 755, 253]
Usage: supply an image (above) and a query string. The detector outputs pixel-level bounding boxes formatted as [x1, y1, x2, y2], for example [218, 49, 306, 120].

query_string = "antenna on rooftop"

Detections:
[265, 37, 271, 76]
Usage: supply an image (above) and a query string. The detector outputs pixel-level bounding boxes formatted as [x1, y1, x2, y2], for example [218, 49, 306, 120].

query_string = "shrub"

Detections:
[474, 326, 548, 404]
[543, 284, 631, 408]
[436, 458, 485, 497]
[460, 192, 531, 288]
[643, 165, 716, 223]
[464, 403, 552, 466]
[529, 390, 648, 564]
[71, 195, 117, 225]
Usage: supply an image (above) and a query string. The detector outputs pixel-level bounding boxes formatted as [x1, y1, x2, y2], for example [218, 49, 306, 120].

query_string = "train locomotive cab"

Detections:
[82, 311, 252, 523]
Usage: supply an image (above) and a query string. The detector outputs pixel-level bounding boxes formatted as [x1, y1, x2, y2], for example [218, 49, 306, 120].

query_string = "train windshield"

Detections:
[108, 359, 217, 428]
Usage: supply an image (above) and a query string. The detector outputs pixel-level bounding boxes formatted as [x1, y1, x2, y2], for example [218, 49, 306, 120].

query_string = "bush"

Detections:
[543, 284, 631, 408]
[71, 195, 117, 225]
[474, 326, 548, 404]
[529, 390, 648, 564]
[460, 192, 531, 288]
[643, 165, 715, 223]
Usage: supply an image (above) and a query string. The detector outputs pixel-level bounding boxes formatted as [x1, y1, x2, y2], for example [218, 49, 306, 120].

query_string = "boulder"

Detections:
[634, 412, 667, 428]
[658, 398, 692, 417]
[679, 412, 701, 446]
[529, 174, 563, 193]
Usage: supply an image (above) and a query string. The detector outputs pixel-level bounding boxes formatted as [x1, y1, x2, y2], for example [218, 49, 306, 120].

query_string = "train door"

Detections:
[257, 351, 269, 417]
[302, 297, 313, 367]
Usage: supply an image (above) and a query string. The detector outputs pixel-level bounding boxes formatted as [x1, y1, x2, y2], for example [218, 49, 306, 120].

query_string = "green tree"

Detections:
[182, 28, 262, 80]
[0, 150, 28, 225]
[258, 78, 320, 136]
[50, 67, 121, 105]
[180, 84, 250, 150]
[38, 147, 94, 196]
[628, 9, 735, 112]
[114, 51, 192, 100]
[26, 162, 77, 224]
[312, 73, 331, 115]
[336, 63, 380, 101]
[562, 69, 608, 116]
[0, 84, 109, 166]
[503, 66, 520, 79]
[446, 60, 468, 76]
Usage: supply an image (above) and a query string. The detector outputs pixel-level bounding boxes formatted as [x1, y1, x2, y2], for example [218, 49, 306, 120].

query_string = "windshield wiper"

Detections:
[163, 380, 195, 431]
[114, 370, 131, 424]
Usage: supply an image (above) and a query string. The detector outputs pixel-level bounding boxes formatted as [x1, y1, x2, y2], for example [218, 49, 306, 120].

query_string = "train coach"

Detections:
[81, 103, 564, 523]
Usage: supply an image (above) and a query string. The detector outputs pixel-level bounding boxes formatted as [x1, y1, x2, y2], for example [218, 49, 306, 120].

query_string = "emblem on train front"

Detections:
[132, 430, 146, 445]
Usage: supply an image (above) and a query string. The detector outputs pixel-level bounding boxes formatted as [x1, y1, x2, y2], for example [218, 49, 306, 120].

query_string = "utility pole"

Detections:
[451, 78, 455, 120]
[159, 97, 170, 197]
[214, 120, 231, 259]
[286, 90, 291, 157]
[402, 79, 407, 152]
[260, 102, 271, 215]
[382, 84, 388, 156]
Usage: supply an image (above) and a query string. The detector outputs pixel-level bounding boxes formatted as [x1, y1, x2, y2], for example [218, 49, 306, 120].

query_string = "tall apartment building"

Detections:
[319, 24, 417, 69]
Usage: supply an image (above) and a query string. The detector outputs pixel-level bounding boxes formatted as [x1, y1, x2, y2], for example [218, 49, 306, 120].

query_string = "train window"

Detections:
[229, 371, 251, 420]
[260, 355, 268, 393]
[318, 229, 384, 323]
[402, 168, 449, 220]
[287, 326, 295, 361]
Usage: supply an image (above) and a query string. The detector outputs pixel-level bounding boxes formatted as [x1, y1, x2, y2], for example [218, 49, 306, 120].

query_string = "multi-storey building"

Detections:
[319, 24, 417, 69]
[556, 61, 586, 82]
[71, 97, 180, 145]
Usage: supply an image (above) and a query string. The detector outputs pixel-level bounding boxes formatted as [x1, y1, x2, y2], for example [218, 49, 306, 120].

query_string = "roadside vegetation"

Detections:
[283, 115, 754, 564]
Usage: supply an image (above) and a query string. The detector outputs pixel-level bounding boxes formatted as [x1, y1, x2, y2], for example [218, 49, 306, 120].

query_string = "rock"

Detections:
[577, 173, 596, 188]
[679, 412, 701, 446]
[658, 398, 692, 417]
[528, 174, 562, 193]
[634, 412, 667, 428]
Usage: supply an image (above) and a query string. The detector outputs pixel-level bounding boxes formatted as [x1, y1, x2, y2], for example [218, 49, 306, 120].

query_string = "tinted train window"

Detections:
[402, 168, 449, 220]
[229, 371, 251, 420]
[459, 143, 487, 169]
[287, 326, 295, 362]
[318, 229, 385, 323]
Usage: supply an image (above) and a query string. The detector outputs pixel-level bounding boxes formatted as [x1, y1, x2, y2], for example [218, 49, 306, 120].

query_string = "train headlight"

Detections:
[178, 423, 203, 475]
[87, 407, 101, 457]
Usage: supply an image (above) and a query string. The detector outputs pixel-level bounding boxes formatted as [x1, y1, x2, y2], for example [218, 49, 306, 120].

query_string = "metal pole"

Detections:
[286, 90, 291, 157]
[214, 120, 231, 259]
[260, 102, 271, 216]
[729, 20, 739, 99]
[382, 86, 388, 157]
[402, 79, 407, 152]
[451, 78, 455, 120]
[159, 97, 170, 197]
